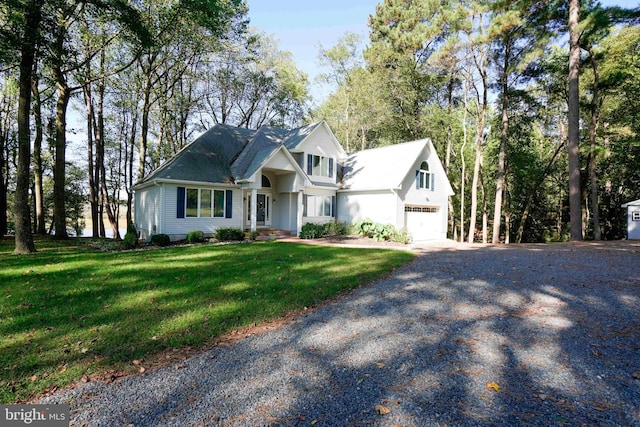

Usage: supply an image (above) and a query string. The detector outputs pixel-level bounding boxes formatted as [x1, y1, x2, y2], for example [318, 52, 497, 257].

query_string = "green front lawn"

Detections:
[0, 237, 414, 403]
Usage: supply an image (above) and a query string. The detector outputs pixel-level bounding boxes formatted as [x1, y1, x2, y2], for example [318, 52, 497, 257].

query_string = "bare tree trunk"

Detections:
[126, 112, 137, 225]
[567, 0, 583, 241]
[51, 9, 72, 240]
[52, 67, 70, 239]
[0, 111, 7, 236]
[459, 85, 468, 243]
[345, 92, 350, 152]
[480, 170, 487, 243]
[445, 76, 455, 238]
[14, 0, 42, 254]
[83, 83, 100, 238]
[138, 60, 154, 181]
[493, 45, 509, 243]
[97, 49, 120, 239]
[588, 48, 601, 240]
[468, 118, 485, 243]
[467, 24, 488, 244]
[32, 74, 46, 234]
[504, 210, 510, 244]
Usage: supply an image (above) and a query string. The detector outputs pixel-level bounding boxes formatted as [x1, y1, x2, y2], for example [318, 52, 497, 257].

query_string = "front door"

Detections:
[249, 193, 271, 227]
[257, 194, 266, 223]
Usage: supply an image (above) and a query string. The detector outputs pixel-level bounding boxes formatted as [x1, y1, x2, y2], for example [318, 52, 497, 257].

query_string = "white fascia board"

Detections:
[338, 186, 401, 193]
[136, 178, 239, 189]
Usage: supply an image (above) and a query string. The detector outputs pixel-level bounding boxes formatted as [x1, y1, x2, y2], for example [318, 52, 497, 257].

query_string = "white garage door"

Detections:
[405, 206, 441, 241]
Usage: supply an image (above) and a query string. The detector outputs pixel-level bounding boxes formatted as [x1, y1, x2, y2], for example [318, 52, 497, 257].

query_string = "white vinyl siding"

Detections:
[134, 185, 161, 240]
[162, 185, 243, 238]
[186, 188, 225, 218]
[336, 191, 400, 227]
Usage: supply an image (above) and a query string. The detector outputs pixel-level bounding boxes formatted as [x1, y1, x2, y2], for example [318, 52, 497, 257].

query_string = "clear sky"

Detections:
[244, 0, 638, 105]
[245, 0, 378, 104]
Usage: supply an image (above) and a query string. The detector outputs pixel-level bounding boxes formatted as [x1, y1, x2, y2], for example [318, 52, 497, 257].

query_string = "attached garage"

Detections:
[339, 138, 453, 242]
[404, 206, 444, 241]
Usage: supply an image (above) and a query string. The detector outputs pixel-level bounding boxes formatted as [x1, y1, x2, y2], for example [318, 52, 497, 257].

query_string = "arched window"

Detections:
[261, 174, 271, 188]
[416, 161, 434, 190]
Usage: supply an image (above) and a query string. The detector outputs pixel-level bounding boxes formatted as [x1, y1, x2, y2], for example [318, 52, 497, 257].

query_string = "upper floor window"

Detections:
[307, 154, 334, 178]
[416, 161, 434, 190]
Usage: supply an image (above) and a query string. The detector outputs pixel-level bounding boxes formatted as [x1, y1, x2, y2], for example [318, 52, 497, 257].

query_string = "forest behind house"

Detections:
[1, 0, 639, 253]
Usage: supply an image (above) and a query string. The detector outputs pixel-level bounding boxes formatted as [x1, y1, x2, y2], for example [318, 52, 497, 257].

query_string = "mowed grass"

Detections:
[0, 236, 414, 403]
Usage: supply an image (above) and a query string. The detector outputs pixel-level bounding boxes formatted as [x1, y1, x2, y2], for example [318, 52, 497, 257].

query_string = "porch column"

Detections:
[250, 188, 257, 232]
[296, 191, 303, 236]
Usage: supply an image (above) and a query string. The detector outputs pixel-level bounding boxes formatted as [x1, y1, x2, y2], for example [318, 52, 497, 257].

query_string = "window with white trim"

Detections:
[304, 195, 335, 217]
[416, 161, 434, 190]
[185, 188, 225, 217]
[307, 154, 334, 178]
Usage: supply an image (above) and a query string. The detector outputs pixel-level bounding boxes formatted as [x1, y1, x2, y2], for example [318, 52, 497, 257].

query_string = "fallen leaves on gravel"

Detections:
[486, 381, 500, 392]
[375, 404, 391, 415]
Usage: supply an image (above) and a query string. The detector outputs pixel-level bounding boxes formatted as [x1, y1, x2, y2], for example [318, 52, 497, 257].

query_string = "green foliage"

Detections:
[248, 231, 259, 241]
[390, 228, 412, 244]
[150, 233, 171, 246]
[0, 236, 414, 402]
[353, 218, 375, 238]
[122, 222, 139, 249]
[299, 222, 326, 239]
[353, 219, 395, 242]
[187, 230, 205, 243]
[202, 30, 309, 129]
[299, 221, 348, 239]
[123, 231, 138, 249]
[323, 221, 347, 236]
[214, 227, 245, 241]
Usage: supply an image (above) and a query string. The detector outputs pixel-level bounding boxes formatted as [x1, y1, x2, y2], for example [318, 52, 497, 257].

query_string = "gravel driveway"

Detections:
[39, 241, 640, 426]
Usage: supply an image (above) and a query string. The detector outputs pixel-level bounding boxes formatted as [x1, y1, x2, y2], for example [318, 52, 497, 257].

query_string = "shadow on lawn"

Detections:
[1, 240, 412, 402]
[44, 242, 640, 426]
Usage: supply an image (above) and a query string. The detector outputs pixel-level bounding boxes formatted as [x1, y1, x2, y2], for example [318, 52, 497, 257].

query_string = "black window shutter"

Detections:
[307, 154, 313, 175]
[225, 190, 233, 218]
[329, 158, 334, 178]
[415, 171, 420, 189]
[331, 195, 336, 217]
[177, 187, 185, 218]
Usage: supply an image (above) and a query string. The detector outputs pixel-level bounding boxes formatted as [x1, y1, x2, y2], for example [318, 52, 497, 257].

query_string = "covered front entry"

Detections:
[246, 192, 272, 228]
[241, 145, 309, 234]
[243, 170, 306, 234]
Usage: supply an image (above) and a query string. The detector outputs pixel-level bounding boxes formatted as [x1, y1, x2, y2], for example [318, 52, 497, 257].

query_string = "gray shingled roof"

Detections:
[137, 124, 254, 186]
[231, 126, 289, 181]
[136, 122, 325, 187]
[282, 121, 323, 150]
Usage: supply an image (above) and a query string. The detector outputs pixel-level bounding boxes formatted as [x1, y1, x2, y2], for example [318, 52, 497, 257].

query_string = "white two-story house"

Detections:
[133, 120, 453, 242]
